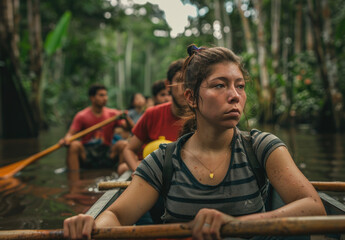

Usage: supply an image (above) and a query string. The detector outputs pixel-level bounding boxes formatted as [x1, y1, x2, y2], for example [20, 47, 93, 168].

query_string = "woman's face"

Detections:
[196, 62, 246, 129]
[133, 93, 146, 108]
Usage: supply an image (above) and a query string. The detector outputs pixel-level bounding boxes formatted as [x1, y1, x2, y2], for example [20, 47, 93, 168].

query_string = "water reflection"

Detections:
[0, 126, 344, 230]
[0, 127, 119, 230]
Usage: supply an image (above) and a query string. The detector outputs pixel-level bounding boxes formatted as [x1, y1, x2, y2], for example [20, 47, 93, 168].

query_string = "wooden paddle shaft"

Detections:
[0, 216, 345, 239]
[98, 180, 345, 192]
[0, 113, 124, 179]
[311, 181, 345, 192]
[98, 181, 131, 190]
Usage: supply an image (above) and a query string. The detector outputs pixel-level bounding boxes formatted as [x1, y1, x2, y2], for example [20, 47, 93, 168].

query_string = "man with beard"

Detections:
[122, 59, 186, 172]
[59, 84, 130, 171]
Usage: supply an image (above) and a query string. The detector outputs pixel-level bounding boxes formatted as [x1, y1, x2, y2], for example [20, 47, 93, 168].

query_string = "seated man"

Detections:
[59, 84, 131, 171]
[122, 59, 186, 172]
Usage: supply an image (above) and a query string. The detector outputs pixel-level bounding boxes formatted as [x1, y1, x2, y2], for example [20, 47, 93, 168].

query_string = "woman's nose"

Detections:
[227, 87, 240, 103]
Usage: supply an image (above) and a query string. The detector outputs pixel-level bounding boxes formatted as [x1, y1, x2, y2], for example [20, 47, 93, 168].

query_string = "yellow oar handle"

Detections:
[0, 216, 345, 239]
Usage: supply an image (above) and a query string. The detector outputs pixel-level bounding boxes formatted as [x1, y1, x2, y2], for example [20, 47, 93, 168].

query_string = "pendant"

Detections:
[209, 173, 214, 179]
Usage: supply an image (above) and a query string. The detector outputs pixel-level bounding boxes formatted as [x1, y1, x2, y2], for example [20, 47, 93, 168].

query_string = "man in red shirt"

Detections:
[59, 84, 131, 171]
[122, 59, 186, 172]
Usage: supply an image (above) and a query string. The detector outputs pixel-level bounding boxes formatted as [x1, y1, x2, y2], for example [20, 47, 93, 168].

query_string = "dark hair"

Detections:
[167, 59, 184, 82]
[88, 84, 107, 97]
[128, 92, 144, 109]
[151, 80, 166, 97]
[180, 44, 249, 135]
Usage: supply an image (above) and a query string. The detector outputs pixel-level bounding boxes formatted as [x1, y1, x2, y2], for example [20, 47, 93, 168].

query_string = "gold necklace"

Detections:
[183, 148, 228, 179]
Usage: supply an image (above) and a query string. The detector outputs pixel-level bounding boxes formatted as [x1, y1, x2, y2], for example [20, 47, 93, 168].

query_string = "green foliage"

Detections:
[44, 11, 72, 56]
[289, 53, 325, 123]
[12, 0, 345, 131]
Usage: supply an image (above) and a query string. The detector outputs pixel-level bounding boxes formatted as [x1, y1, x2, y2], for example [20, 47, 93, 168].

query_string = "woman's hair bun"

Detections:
[187, 44, 200, 57]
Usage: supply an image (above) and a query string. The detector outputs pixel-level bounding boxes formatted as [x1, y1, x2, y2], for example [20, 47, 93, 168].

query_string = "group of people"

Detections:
[62, 44, 326, 240]
[59, 76, 174, 174]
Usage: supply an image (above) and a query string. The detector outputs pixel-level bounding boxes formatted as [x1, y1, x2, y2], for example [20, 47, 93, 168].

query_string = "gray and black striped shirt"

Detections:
[135, 128, 286, 223]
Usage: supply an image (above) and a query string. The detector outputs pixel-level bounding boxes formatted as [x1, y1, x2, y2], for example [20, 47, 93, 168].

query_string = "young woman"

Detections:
[63, 45, 326, 240]
[127, 92, 147, 124]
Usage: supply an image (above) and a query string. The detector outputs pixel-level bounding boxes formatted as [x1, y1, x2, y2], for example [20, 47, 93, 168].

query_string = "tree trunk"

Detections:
[144, 44, 152, 96]
[236, 0, 256, 67]
[213, 0, 225, 47]
[305, 15, 314, 51]
[294, 1, 302, 55]
[307, 0, 343, 131]
[27, 0, 44, 128]
[320, 0, 343, 130]
[221, 0, 232, 49]
[0, 0, 38, 138]
[116, 31, 125, 109]
[125, 31, 133, 88]
[271, 0, 281, 72]
[253, 0, 272, 123]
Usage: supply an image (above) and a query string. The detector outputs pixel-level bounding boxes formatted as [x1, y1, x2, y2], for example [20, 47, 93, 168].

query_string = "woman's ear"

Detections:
[184, 89, 197, 108]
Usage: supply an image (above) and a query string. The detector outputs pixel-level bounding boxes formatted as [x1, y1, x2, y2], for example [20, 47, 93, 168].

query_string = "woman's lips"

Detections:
[225, 109, 240, 117]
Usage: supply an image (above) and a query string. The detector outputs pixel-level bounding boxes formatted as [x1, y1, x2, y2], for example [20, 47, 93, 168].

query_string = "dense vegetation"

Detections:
[1, 0, 345, 138]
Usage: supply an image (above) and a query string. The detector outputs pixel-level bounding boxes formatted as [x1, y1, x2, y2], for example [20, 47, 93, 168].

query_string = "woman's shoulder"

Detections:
[247, 128, 286, 157]
[246, 128, 281, 142]
[237, 127, 285, 151]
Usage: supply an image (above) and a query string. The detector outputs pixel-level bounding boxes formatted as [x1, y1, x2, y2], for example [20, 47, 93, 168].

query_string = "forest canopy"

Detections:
[1, 0, 345, 138]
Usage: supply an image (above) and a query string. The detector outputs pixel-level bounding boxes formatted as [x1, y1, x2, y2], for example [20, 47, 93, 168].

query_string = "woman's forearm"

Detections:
[237, 197, 326, 221]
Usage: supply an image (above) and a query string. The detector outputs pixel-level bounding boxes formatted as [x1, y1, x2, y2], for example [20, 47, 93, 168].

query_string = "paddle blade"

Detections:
[0, 144, 61, 179]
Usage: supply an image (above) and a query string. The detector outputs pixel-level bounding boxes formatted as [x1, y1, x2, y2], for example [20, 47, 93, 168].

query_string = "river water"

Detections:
[0, 125, 344, 230]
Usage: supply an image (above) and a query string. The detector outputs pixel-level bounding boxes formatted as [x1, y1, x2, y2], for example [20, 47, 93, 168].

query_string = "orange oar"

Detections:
[0, 114, 124, 179]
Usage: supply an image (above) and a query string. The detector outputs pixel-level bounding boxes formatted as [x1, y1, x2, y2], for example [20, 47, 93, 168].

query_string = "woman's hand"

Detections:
[63, 214, 95, 240]
[190, 208, 237, 240]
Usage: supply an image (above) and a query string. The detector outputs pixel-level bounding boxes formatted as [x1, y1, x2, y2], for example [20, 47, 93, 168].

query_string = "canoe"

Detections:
[86, 170, 132, 218]
[86, 171, 345, 239]
[0, 172, 344, 240]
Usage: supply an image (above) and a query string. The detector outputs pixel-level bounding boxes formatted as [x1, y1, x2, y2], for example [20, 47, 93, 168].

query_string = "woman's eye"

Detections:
[237, 84, 245, 89]
[215, 84, 225, 88]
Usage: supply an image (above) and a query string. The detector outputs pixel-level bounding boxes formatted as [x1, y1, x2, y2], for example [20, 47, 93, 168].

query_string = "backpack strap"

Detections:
[240, 131, 268, 191]
[161, 141, 177, 198]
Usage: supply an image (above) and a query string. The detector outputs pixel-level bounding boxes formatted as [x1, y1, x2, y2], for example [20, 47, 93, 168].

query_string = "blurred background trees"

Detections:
[1, 0, 345, 138]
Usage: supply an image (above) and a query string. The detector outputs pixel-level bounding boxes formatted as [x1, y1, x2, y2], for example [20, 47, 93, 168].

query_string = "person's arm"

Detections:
[97, 175, 158, 225]
[59, 113, 82, 146]
[122, 135, 143, 171]
[120, 112, 135, 131]
[63, 175, 159, 239]
[58, 128, 78, 146]
[189, 146, 326, 240]
[238, 146, 326, 220]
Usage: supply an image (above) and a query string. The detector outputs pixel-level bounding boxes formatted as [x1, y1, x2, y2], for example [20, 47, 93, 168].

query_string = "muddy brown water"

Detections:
[0, 126, 344, 230]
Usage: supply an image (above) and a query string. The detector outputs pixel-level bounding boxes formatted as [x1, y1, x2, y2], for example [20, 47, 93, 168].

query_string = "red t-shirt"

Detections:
[69, 107, 122, 146]
[132, 102, 183, 145]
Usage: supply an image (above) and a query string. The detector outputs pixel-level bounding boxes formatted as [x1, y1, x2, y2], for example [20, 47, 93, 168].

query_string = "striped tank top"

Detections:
[134, 128, 286, 223]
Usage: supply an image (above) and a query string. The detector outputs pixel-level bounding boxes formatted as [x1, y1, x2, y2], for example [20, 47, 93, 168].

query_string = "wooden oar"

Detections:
[0, 216, 345, 239]
[98, 180, 345, 192]
[311, 181, 345, 192]
[0, 114, 125, 179]
[98, 180, 131, 190]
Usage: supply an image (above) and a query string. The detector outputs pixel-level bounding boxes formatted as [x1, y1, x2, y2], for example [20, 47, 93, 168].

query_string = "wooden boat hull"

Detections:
[87, 171, 345, 239]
